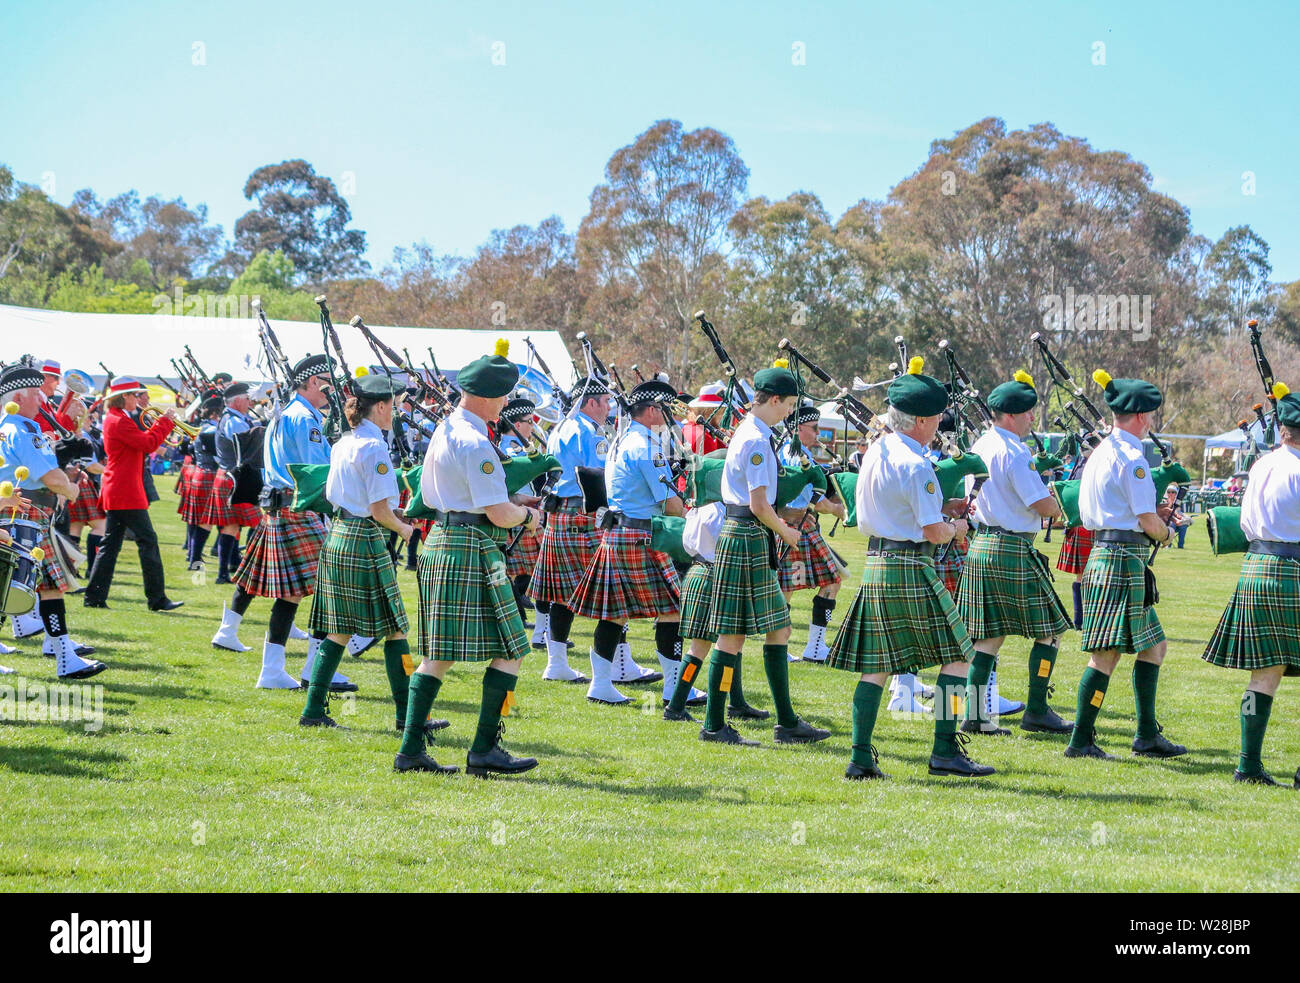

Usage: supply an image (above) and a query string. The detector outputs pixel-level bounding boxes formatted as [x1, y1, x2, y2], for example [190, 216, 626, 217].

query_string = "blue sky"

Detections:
[3, 0, 1296, 278]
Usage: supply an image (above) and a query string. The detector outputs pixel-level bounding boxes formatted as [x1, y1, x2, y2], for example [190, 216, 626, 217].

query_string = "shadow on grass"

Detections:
[0, 744, 129, 779]
[518, 772, 748, 803]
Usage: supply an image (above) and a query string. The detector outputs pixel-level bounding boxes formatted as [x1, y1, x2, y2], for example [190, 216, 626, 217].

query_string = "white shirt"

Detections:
[683, 501, 726, 562]
[857, 431, 944, 542]
[421, 406, 510, 514]
[970, 426, 1051, 533]
[1079, 428, 1155, 532]
[722, 413, 778, 506]
[1240, 445, 1300, 543]
[326, 419, 400, 517]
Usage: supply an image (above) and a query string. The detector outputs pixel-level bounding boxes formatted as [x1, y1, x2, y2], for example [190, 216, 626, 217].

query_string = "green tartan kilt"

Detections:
[956, 531, 1072, 641]
[417, 523, 530, 663]
[708, 518, 790, 638]
[307, 517, 408, 638]
[1202, 552, 1300, 674]
[1079, 543, 1164, 654]
[827, 552, 974, 674]
[679, 561, 715, 641]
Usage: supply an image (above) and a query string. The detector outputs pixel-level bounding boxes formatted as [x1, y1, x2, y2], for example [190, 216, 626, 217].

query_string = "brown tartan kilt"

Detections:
[778, 514, 841, 593]
[5, 500, 68, 593]
[198, 469, 261, 528]
[528, 505, 601, 606]
[1056, 525, 1095, 575]
[232, 508, 327, 598]
[66, 471, 106, 524]
[568, 524, 681, 621]
[505, 526, 541, 579]
[181, 466, 216, 525]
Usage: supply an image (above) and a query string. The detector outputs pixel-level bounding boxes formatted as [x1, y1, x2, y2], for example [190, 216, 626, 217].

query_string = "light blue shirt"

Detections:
[547, 411, 607, 499]
[0, 412, 59, 490]
[779, 438, 813, 510]
[608, 420, 676, 519]
[215, 407, 251, 471]
[263, 393, 329, 489]
[500, 433, 527, 457]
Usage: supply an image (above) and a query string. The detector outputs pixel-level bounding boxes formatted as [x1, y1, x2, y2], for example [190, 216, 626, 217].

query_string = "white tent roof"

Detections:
[0, 303, 576, 389]
[1204, 419, 1270, 449]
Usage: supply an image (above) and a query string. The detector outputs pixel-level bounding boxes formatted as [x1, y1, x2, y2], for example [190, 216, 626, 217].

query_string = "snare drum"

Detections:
[0, 542, 38, 615]
[1, 518, 44, 555]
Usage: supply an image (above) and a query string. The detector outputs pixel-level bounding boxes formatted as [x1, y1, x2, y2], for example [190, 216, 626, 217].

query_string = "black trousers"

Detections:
[85, 508, 167, 607]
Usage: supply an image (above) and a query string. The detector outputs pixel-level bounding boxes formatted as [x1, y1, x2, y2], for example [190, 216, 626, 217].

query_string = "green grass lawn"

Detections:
[1, 490, 1296, 892]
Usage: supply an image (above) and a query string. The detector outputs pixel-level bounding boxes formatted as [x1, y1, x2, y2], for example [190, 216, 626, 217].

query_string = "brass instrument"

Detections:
[141, 406, 201, 440]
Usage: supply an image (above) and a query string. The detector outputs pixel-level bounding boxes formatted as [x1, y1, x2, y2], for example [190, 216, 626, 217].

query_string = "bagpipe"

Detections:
[931, 339, 991, 507]
[316, 295, 354, 443]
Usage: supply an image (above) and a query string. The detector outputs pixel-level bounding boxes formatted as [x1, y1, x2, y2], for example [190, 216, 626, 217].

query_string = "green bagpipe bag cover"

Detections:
[1051, 479, 1083, 529]
[774, 464, 825, 510]
[650, 515, 692, 565]
[686, 455, 725, 506]
[934, 452, 988, 502]
[831, 470, 858, 528]
[396, 455, 563, 523]
[1207, 506, 1247, 556]
[1153, 461, 1192, 502]
[288, 464, 334, 517]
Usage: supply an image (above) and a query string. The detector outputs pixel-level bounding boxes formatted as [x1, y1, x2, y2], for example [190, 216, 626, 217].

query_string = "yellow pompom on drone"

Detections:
[907, 356, 924, 375]
[1273, 382, 1290, 399]
[772, 357, 789, 369]
[354, 365, 369, 378]
[1013, 369, 1035, 389]
[30, 546, 44, 563]
[1092, 369, 1113, 389]
[494, 338, 510, 357]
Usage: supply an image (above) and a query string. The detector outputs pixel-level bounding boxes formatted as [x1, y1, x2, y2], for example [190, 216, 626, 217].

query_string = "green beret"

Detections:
[753, 365, 798, 398]
[1277, 393, 1300, 429]
[457, 339, 521, 398]
[354, 374, 404, 399]
[1093, 371, 1162, 414]
[887, 360, 948, 417]
[987, 370, 1038, 415]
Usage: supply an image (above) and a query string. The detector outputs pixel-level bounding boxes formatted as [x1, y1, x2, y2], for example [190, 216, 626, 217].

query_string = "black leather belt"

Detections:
[434, 509, 489, 528]
[867, 536, 936, 557]
[260, 486, 292, 511]
[606, 513, 652, 531]
[980, 525, 1037, 540]
[1096, 529, 1149, 545]
[724, 503, 756, 521]
[1249, 540, 1300, 559]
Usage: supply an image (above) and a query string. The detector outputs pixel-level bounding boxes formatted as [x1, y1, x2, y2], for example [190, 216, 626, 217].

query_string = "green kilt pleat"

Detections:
[679, 561, 715, 641]
[708, 518, 790, 638]
[417, 522, 530, 663]
[827, 552, 974, 674]
[956, 531, 1071, 641]
[1202, 552, 1300, 674]
[1079, 543, 1164, 654]
[307, 517, 408, 638]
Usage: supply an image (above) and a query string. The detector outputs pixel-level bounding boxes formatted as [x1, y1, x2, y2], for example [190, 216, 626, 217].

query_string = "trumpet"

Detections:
[141, 406, 201, 440]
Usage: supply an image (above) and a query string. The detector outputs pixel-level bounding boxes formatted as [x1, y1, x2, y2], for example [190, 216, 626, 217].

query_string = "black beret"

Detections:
[223, 382, 250, 399]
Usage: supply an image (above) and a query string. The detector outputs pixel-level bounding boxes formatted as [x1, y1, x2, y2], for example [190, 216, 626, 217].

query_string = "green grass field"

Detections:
[1, 489, 1296, 892]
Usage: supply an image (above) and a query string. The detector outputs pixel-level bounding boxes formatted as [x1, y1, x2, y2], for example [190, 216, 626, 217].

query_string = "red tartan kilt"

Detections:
[935, 536, 968, 595]
[5, 500, 67, 593]
[568, 524, 680, 620]
[528, 507, 601, 605]
[66, 472, 106, 524]
[174, 462, 191, 511]
[505, 526, 541, 578]
[410, 517, 433, 536]
[181, 467, 216, 525]
[198, 469, 261, 527]
[232, 509, 327, 598]
[778, 516, 841, 592]
[1056, 525, 1095, 575]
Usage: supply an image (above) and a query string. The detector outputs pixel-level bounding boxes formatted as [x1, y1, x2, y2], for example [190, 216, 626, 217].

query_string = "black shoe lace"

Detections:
[952, 731, 974, 760]
[870, 743, 881, 767]
[1046, 684, 1055, 699]
[495, 719, 507, 749]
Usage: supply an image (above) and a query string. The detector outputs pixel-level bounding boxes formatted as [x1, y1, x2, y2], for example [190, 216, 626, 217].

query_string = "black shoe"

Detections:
[328, 679, 358, 693]
[214, 575, 231, 585]
[929, 733, 996, 777]
[960, 718, 1012, 737]
[727, 703, 771, 721]
[1294, 768, 1300, 790]
[466, 724, 538, 777]
[395, 719, 451, 735]
[83, 599, 108, 609]
[660, 692, 707, 708]
[1233, 769, 1281, 786]
[846, 745, 889, 780]
[394, 752, 458, 774]
[531, 640, 547, 651]
[700, 724, 760, 746]
[187, 561, 205, 571]
[74, 644, 96, 657]
[149, 599, 184, 612]
[1131, 724, 1187, 758]
[662, 706, 695, 722]
[1064, 728, 1116, 760]
[404, 564, 419, 572]
[1020, 708, 1074, 733]
[58, 661, 107, 680]
[299, 714, 342, 728]
[774, 717, 832, 744]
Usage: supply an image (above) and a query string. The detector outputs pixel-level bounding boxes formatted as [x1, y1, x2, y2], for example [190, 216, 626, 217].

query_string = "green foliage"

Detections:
[45, 265, 158, 313]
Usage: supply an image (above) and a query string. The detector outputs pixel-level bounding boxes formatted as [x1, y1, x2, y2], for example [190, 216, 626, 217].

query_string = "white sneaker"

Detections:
[586, 651, 631, 705]
[530, 611, 549, 649]
[0, 640, 16, 655]
[541, 638, 587, 682]
[611, 640, 662, 683]
[256, 640, 301, 689]
[211, 604, 250, 652]
[887, 673, 931, 714]
[288, 623, 309, 641]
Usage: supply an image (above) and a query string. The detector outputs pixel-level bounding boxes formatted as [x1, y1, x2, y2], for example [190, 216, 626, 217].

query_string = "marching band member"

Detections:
[699, 361, 829, 747]
[826, 360, 994, 779]
[0, 364, 106, 679]
[568, 379, 685, 705]
[662, 500, 729, 721]
[683, 385, 728, 455]
[1201, 389, 1300, 786]
[497, 397, 544, 642]
[299, 374, 413, 730]
[954, 371, 1073, 737]
[183, 397, 222, 570]
[36, 360, 83, 436]
[1065, 371, 1185, 761]
[205, 382, 262, 585]
[399, 341, 540, 776]
[65, 413, 107, 578]
[777, 403, 845, 663]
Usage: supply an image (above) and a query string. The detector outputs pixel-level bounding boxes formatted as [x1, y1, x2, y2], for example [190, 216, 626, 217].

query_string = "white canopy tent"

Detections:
[0, 303, 577, 391]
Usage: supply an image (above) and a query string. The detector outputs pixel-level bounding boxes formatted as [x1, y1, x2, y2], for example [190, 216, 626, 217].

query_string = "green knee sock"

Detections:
[668, 654, 704, 713]
[762, 644, 799, 728]
[1068, 666, 1111, 749]
[1132, 660, 1160, 740]
[727, 656, 748, 709]
[705, 649, 739, 732]
[471, 666, 518, 755]
[1026, 641, 1059, 715]
[383, 639, 413, 726]
[965, 652, 996, 723]
[851, 681, 884, 767]
[931, 672, 967, 756]
[399, 672, 442, 756]
[1238, 690, 1273, 777]
[303, 639, 346, 719]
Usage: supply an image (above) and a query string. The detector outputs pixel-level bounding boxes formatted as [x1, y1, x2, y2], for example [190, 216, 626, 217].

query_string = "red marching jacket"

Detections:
[99, 407, 175, 511]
